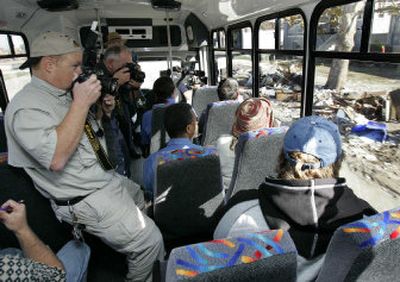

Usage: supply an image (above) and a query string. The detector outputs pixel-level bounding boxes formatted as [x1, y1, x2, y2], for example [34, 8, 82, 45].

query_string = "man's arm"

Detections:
[51, 75, 101, 171]
[0, 200, 64, 270]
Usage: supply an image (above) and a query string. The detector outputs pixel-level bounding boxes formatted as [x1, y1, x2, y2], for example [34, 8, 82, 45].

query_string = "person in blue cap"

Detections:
[213, 115, 376, 281]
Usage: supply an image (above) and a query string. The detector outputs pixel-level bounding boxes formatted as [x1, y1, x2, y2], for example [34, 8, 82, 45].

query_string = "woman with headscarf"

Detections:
[216, 97, 278, 192]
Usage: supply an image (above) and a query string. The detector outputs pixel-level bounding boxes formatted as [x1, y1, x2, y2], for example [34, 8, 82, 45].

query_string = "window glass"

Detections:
[214, 51, 227, 82]
[219, 30, 226, 49]
[231, 27, 252, 49]
[11, 35, 26, 55]
[259, 19, 276, 49]
[259, 54, 302, 124]
[313, 58, 400, 210]
[0, 34, 11, 56]
[0, 57, 31, 102]
[279, 14, 304, 50]
[232, 51, 252, 94]
[139, 60, 181, 89]
[317, 1, 366, 52]
[369, 0, 400, 53]
[213, 32, 219, 48]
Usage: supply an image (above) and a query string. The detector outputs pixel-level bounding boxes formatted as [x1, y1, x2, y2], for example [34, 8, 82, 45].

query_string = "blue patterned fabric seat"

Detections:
[317, 207, 400, 282]
[192, 86, 219, 117]
[225, 127, 289, 200]
[201, 100, 240, 146]
[155, 148, 225, 251]
[166, 229, 297, 282]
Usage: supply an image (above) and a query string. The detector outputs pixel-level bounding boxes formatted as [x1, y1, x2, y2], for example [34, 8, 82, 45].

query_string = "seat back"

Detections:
[0, 163, 71, 251]
[150, 107, 169, 154]
[201, 101, 240, 146]
[317, 207, 400, 282]
[226, 127, 288, 200]
[166, 229, 298, 282]
[154, 148, 224, 249]
[192, 86, 218, 116]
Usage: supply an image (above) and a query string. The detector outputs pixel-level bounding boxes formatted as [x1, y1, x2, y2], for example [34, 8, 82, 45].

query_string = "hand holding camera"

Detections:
[73, 74, 102, 108]
[113, 66, 131, 85]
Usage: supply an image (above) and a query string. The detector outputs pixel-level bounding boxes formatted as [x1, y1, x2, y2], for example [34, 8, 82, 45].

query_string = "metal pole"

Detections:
[166, 10, 173, 74]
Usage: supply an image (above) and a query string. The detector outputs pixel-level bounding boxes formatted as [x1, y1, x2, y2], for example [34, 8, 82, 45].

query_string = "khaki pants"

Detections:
[52, 178, 164, 282]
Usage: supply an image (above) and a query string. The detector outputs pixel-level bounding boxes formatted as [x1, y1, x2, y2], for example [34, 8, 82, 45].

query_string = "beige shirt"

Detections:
[5, 76, 125, 200]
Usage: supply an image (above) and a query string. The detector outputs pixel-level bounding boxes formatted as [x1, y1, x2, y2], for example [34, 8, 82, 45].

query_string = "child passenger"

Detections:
[214, 115, 376, 281]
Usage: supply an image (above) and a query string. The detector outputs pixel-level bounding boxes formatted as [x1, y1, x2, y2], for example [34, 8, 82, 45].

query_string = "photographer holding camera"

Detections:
[5, 31, 164, 282]
[98, 45, 146, 160]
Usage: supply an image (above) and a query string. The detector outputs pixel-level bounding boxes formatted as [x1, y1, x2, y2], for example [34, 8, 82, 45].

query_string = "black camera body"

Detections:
[125, 62, 146, 83]
[75, 28, 119, 97]
[77, 67, 119, 96]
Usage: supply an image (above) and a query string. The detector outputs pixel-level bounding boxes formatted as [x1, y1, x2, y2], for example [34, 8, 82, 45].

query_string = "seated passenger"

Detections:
[217, 97, 276, 191]
[198, 77, 244, 133]
[214, 116, 376, 281]
[141, 77, 177, 147]
[143, 103, 203, 199]
[0, 199, 90, 281]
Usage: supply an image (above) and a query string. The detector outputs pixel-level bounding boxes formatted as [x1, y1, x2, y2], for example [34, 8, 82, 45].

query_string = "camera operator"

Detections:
[98, 45, 146, 160]
[5, 31, 164, 282]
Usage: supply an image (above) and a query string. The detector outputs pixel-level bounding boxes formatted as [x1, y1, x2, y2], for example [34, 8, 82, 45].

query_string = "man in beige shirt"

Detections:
[5, 31, 163, 281]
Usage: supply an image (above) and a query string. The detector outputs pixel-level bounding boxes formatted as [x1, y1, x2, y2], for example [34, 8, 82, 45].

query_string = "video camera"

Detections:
[125, 62, 146, 83]
[178, 62, 207, 89]
[75, 22, 119, 97]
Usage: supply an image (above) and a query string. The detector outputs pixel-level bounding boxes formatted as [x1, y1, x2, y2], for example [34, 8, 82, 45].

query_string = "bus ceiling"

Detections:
[1, 0, 318, 33]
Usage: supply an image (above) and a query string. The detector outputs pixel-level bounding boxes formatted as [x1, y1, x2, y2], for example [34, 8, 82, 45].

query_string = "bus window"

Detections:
[369, 0, 400, 53]
[280, 14, 304, 50]
[211, 29, 227, 83]
[256, 11, 305, 125]
[229, 25, 252, 94]
[317, 1, 366, 52]
[0, 33, 30, 108]
[139, 59, 182, 90]
[309, 0, 400, 210]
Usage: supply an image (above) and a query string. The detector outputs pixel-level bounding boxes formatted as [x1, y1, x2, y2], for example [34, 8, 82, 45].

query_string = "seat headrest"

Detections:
[340, 208, 400, 249]
[157, 147, 218, 166]
[209, 100, 240, 108]
[238, 126, 289, 142]
[167, 229, 297, 280]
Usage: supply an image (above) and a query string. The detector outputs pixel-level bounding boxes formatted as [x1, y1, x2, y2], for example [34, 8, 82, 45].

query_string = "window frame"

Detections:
[305, 0, 400, 115]
[227, 21, 254, 93]
[210, 28, 226, 85]
[255, 9, 307, 104]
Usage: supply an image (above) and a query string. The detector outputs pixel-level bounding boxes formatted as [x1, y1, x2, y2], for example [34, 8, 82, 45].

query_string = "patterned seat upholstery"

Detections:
[150, 107, 170, 154]
[225, 127, 288, 200]
[201, 101, 240, 146]
[317, 207, 400, 282]
[155, 148, 224, 251]
[192, 86, 218, 116]
[166, 229, 297, 282]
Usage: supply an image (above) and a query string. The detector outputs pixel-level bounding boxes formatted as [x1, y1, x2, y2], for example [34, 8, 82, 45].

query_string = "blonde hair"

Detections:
[277, 151, 343, 180]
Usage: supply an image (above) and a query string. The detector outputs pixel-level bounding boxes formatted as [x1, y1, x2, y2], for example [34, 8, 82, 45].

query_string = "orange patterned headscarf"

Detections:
[232, 97, 275, 138]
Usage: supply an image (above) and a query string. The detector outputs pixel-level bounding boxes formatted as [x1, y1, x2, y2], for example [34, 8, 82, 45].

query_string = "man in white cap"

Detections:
[5, 31, 164, 281]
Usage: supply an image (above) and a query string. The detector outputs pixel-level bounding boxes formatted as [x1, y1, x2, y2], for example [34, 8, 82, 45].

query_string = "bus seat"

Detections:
[0, 163, 126, 282]
[154, 148, 224, 251]
[150, 107, 170, 154]
[192, 86, 218, 116]
[166, 229, 297, 282]
[317, 207, 400, 282]
[201, 101, 240, 146]
[225, 127, 288, 200]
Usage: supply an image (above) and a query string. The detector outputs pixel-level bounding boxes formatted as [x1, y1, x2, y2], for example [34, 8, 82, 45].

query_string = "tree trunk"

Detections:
[325, 2, 364, 90]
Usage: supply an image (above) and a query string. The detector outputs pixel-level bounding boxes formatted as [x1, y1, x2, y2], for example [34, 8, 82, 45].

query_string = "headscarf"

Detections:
[232, 97, 274, 138]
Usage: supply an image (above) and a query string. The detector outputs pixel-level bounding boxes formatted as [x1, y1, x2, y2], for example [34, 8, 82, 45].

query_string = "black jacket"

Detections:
[258, 177, 376, 259]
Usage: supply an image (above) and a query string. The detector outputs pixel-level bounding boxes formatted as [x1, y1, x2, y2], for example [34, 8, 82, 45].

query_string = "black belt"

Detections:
[53, 195, 87, 206]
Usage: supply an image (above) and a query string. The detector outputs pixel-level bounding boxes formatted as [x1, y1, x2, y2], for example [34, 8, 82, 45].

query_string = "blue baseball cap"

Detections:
[283, 116, 342, 170]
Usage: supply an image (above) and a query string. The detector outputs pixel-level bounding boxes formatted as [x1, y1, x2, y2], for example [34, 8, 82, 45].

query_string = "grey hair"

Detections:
[218, 78, 239, 101]
[103, 45, 130, 61]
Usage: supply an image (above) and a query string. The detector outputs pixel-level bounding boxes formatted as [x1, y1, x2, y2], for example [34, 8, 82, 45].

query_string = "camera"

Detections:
[74, 23, 119, 97]
[76, 67, 119, 96]
[125, 62, 146, 83]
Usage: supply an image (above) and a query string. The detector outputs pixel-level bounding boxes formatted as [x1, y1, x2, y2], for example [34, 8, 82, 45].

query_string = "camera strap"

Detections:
[83, 119, 115, 171]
